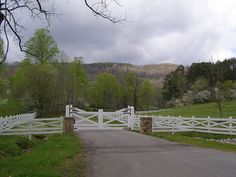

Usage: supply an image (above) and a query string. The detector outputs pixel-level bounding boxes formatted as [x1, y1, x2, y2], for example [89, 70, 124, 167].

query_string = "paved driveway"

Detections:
[77, 130, 236, 177]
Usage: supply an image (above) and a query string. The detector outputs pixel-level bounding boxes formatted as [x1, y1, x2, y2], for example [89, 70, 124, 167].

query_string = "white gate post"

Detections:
[127, 106, 131, 128]
[130, 106, 135, 130]
[229, 117, 232, 135]
[65, 105, 70, 117]
[69, 105, 73, 117]
[28, 121, 32, 140]
[98, 109, 103, 128]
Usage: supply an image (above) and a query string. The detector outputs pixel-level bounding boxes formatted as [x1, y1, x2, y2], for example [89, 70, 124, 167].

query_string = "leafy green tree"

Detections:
[122, 73, 142, 109]
[66, 57, 87, 105]
[139, 79, 153, 110]
[153, 86, 165, 108]
[53, 51, 71, 112]
[10, 59, 32, 98]
[187, 62, 215, 86]
[25, 28, 59, 64]
[11, 60, 56, 117]
[163, 65, 187, 100]
[216, 59, 236, 81]
[90, 73, 121, 109]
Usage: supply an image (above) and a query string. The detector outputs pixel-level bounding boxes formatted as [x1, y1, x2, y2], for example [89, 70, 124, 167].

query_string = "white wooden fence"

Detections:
[134, 115, 236, 135]
[66, 105, 135, 130]
[2, 108, 235, 136]
[0, 113, 63, 138]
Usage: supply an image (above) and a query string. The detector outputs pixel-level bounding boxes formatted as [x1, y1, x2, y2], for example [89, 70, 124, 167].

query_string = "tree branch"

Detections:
[84, 0, 125, 23]
[0, 0, 55, 64]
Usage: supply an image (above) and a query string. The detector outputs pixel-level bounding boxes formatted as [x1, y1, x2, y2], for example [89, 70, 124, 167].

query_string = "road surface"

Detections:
[77, 130, 236, 177]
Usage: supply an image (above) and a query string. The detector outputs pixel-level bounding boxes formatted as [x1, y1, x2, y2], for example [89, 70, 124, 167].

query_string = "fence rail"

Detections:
[134, 115, 236, 135]
[0, 113, 63, 137]
[136, 109, 171, 114]
[0, 113, 36, 133]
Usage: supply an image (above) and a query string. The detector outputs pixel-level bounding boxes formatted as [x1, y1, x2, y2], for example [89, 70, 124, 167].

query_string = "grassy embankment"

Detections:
[150, 101, 236, 118]
[152, 132, 236, 153]
[0, 134, 87, 177]
[147, 101, 236, 153]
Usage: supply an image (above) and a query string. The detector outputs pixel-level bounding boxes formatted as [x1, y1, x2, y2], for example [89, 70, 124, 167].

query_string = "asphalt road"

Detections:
[77, 130, 236, 177]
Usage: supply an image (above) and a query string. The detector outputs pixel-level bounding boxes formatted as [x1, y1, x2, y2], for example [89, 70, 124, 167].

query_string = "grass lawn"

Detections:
[0, 134, 87, 177]
[153, 132, 236, 153]
[150, 101, 236, 118]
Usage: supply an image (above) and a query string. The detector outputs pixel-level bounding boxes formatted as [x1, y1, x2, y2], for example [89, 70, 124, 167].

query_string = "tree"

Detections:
[11, 60, 56, 117]
[53, 51, 71, 112]
[216, 58, 236, 81]
[215, 81, 224, 118]
[0, 38, 6, 97]
[66, 57, 87, 106]
[90, 73, 121, 109]
[163, 65, 187, 100]
[187, 62, 215, 87]
[10, 59, 32, 98]
[25, 28, 59, 64]
[223, 80, 234, 100]
[0, 0, 55, 64]
[0, 0, 124, 64]
[153, 86, 165, 108]
[0, 37, 4, 60]
[122, 73, 142, 109]
[191, 78, 208, 93]
[139, 79, 153, 110]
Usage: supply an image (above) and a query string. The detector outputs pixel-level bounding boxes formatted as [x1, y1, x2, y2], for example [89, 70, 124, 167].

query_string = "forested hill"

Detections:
[84, 63, 178, 84]
[7, 62, 178, 85]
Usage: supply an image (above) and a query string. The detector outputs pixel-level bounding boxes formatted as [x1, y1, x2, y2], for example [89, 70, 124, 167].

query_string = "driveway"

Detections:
[77, 130, 236, 177]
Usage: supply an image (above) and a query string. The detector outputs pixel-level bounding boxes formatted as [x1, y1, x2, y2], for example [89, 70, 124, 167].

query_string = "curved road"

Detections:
[77, 130, 236, 177]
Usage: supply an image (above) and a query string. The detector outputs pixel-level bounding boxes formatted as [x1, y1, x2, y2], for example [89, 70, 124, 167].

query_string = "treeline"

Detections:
[1, 28, 235, 117]
[0, 29, 160, 117]
[162, 59, 236, 111]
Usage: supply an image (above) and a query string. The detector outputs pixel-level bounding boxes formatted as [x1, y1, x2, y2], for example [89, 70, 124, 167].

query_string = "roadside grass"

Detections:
[0, 134, 87, 177]
[150, 101, 236, 118]
[153, 132, 236, 153]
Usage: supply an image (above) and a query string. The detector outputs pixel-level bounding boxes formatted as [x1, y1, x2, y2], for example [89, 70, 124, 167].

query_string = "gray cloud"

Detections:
[6, 0, 236, 65]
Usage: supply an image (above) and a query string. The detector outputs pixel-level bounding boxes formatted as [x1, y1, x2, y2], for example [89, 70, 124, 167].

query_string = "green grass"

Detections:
[150, 101, 236, 118]
[153, 132, 236, 153]
[0, 134, 87, 177]
[0, 98, 27, 117]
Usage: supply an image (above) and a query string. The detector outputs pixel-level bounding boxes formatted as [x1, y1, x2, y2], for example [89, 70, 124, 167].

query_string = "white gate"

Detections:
[65, 105, 135, 130]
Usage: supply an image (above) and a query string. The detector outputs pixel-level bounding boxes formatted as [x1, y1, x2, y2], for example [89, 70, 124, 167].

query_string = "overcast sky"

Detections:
[6, 0, 236, 65]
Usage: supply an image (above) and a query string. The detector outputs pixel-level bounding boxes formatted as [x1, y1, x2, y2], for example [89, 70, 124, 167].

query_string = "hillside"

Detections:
[6, 62, 178, 85]
[84, 62, 178, 85]
[151, 101, 236, 118]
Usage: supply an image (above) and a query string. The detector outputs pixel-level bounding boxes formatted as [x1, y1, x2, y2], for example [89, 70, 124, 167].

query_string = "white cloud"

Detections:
[5, 0, 236, 64]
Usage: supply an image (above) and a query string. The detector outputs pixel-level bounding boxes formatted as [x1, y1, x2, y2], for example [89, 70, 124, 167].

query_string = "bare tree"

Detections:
[0, 0, 124, 64]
